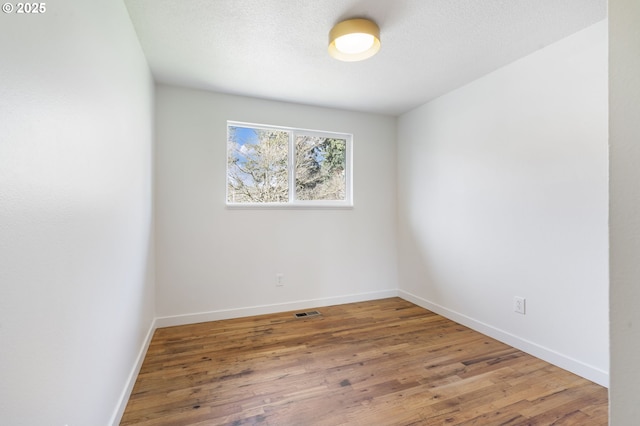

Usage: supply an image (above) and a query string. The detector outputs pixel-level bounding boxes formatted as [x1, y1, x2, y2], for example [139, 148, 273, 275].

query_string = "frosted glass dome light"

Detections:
[328, 18, 380, 62]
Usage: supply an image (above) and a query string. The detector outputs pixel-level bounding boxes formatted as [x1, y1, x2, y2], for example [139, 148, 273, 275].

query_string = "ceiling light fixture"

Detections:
[328, 18, 381, 62]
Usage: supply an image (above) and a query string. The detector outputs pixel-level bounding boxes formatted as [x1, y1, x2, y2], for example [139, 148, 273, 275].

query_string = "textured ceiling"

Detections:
[124, 0, 606, 116]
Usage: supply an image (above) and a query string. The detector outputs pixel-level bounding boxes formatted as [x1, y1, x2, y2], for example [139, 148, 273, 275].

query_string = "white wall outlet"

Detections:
[514, 296, 526, 315]
[276, 273, 284, 287]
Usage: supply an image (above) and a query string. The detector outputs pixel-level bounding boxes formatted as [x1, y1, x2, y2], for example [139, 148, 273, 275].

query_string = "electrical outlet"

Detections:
[514, 296, 526, 315]
[276, 273, 284, 287]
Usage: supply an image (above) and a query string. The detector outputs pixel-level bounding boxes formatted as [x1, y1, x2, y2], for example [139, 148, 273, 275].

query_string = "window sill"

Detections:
[225, 202, 354, 210]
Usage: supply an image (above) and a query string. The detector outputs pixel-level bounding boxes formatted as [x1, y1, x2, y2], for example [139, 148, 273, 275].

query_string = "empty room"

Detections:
[1, 0, 638, 425]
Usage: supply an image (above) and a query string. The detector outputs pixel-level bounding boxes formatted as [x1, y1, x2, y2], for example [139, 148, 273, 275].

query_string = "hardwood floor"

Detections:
[120, 298, 608, 425]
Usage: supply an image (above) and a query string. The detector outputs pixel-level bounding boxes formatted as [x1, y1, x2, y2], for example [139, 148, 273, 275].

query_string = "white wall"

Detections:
[154, 86, 397, 324]
[0, 1, 155, 425]
[397, 21, 608, 385]
[609, 0, 640, 423]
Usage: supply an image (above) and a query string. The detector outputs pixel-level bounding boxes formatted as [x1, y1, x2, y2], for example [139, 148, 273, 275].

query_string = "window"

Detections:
[226, 121, 352, 207]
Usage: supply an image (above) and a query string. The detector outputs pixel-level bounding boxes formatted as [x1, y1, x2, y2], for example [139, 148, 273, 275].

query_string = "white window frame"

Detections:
[226, 121, 353, 209]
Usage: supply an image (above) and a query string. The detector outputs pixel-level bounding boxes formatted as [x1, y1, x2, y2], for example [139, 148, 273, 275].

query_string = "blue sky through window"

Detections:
[232, 126, 257, 146]
[230, 126, 258, 165]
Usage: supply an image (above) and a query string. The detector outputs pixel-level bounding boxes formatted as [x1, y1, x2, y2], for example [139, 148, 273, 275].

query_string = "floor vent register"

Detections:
[294, 310, 321, 318]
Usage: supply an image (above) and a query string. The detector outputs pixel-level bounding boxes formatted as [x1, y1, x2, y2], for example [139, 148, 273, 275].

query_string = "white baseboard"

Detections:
[398, 290, 609, 388]
[109, 318, 157, 426]
[155, 289, 399, 328]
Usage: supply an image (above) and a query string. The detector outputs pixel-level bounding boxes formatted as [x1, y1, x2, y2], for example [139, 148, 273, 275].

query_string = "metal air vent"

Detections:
[294, 310, 321, 318]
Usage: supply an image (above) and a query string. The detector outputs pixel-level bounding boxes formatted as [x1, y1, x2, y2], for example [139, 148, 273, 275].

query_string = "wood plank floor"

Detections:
[120, 298, 608, 425]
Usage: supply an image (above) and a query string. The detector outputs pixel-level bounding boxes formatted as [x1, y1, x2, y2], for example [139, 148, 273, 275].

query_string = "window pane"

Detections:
[227, 126, 289, 203]
[295, 135, 346, 201]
